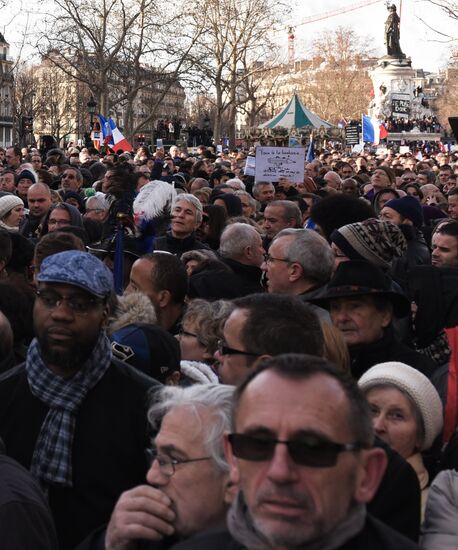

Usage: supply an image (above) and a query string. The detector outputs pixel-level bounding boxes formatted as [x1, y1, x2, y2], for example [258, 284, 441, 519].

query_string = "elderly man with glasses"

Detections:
[78, 384, 234, 550]
[0, 251, 157, 549]
[172, 355, 420, 550]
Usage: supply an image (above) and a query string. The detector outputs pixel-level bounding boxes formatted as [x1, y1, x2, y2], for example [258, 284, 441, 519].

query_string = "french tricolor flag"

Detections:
[98, 114, 133, 152]
[362, 115, 388, 145]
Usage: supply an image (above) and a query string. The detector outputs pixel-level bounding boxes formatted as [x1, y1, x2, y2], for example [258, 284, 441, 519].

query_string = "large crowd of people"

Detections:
[1, 139, 458, 548]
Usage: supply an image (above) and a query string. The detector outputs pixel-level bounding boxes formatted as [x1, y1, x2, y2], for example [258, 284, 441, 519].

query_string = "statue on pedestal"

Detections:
[385, 4, 404, 57]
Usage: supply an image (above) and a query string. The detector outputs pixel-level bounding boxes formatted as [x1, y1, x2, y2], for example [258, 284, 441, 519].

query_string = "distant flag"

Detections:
[99, 114, 113, 147]
[362, 115, 388, 145]
[108, 118, 133, 152]
[98, 114, 133, 152]
[306, 136, 315, 162]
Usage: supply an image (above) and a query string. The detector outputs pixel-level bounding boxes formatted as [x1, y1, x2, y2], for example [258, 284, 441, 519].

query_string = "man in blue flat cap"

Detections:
[0, 251, 158, 549]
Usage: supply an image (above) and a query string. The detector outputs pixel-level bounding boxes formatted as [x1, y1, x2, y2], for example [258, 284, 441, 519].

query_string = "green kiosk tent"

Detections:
[259, 93, 332, 130]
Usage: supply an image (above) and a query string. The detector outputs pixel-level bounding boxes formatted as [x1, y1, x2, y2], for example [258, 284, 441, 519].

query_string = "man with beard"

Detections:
[0, 251, 157, 549]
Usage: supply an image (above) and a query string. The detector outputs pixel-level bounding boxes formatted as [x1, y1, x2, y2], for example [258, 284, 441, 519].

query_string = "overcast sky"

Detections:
[290, 0, 456, 72]
[1, 0, 456, 73]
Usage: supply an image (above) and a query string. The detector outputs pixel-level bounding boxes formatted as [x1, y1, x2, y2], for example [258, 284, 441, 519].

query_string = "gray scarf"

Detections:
[227, 491, 366, 550]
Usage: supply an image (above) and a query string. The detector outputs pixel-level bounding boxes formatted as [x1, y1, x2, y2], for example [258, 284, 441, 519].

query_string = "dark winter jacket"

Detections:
[153, 231, 209, 257]
[189, 257, 263, 300]
[349, 326, 436, 380]
[169, 515, 420, 550]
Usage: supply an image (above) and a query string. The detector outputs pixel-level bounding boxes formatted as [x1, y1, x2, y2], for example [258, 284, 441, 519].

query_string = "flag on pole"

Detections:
[98, 114, 133, 152]
[108, 117, 133, 152]
[306, 136, 315, 162]
[99, 114, 113, 147]
[362, 115, 389, 145]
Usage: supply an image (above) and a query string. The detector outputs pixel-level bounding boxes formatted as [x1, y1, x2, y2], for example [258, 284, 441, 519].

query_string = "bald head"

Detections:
[27, 182, 52, 218]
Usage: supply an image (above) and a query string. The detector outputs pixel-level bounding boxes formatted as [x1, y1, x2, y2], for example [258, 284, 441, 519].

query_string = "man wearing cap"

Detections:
[379, 196, 430, 288]
[0, 251, 158, 549]
[312, 260, 436, 381]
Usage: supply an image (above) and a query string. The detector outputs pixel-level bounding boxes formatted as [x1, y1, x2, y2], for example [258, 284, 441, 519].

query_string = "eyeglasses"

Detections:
[179, 328, 206, 347]
[146, 448, 211, 477]
[228, 433, 366, 468]
[217, 340, 258, 357]
[36, 289, 103, 315]
[85, 208, 104, 213]
[263, 253, 291, 264]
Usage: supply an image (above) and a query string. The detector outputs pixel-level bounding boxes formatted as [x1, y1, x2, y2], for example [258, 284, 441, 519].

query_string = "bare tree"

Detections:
[36, 0, 205, 142]
[302, 27, 375, 124]
[187, 0, 289, 145]
[419, 1, 458, 41]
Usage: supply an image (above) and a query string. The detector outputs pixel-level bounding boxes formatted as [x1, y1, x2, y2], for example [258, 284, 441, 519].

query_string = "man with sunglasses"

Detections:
[172, 355, 419, 549]
[214, 293, 325, 386]
[0, 251, 157, 549]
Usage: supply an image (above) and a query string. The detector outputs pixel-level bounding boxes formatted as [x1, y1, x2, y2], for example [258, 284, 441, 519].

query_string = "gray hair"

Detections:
[252, 181, 273, 199]
[86, 192, 110, 211]
[226, 178, 246, 191]
[148, 384, 234, 472]
[266, 200, 302, 227]
[172, 193, 203, 224]
[235, 190, 257, 209]
[275, 228, 334, 285]
[219, 222, 260, 259]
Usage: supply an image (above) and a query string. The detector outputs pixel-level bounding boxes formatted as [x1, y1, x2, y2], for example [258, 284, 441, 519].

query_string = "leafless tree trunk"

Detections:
[187, 0, 288, 145]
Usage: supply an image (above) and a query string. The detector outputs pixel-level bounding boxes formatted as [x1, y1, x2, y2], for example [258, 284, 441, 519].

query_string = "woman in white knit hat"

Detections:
[359, 361, 443, 520]
[0, 195, 25, 232]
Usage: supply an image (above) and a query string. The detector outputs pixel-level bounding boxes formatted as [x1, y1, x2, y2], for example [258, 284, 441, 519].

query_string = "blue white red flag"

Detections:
[98, 114, 133, 152]
[108, 117, 133, 152]
[362, 115, 388, 145]
[98, 114, 113, 146]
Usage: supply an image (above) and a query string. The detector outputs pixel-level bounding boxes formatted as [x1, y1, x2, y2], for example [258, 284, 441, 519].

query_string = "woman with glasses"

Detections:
[177, 299, 234, 369]
[38, 202, 84, 239]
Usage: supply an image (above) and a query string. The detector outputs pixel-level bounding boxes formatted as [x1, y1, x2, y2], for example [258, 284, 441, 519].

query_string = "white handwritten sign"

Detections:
[255, 147, 305, 183]
[244, 156, 256, 176]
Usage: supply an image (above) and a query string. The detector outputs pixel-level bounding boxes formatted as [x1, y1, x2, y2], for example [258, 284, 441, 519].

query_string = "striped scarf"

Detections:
[25, 332, 112, 487]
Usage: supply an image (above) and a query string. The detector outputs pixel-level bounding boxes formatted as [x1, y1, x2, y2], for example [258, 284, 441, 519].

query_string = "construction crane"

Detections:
[287, 0, 402, 64]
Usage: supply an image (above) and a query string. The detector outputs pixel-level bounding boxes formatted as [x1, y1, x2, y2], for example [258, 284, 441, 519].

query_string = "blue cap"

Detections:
[110, 323, 180, 383]
[37, 250, 113, 298]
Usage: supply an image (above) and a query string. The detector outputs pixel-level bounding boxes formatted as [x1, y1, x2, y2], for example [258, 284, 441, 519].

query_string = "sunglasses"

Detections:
[228, 433, 365, 468]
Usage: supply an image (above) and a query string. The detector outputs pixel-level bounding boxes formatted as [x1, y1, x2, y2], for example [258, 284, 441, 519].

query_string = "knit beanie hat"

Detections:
[0, 195, 24, 220]
[359, 362, 443, 451]
[15, 169, 36, 185]
[330, 218, 407, 270]
[384, 196, 424, 228]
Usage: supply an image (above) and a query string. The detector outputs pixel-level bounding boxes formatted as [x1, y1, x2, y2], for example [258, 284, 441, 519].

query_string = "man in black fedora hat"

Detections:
[312, 260, 436, 381]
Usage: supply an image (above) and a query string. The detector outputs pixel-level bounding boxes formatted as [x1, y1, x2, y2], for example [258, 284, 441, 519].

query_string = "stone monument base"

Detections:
[369, 56, 431, 121]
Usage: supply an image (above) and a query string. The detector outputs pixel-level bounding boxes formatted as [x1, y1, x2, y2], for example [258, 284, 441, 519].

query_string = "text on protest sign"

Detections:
[255, 147, 305, 183]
